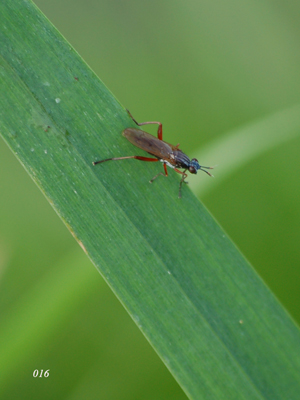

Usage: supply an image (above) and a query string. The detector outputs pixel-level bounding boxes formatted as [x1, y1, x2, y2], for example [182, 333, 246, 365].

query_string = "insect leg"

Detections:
[150, 162, 168, 183]
[174, 168, 188, 198]
[126, 109, 163, 141]
[93, 156, 159, 165]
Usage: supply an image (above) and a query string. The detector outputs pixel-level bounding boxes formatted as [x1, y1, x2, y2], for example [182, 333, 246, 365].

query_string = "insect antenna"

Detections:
[199, 165, 214, 177]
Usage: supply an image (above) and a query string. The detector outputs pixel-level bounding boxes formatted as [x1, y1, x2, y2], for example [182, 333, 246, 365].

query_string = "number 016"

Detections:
[33, 369, 50, 378]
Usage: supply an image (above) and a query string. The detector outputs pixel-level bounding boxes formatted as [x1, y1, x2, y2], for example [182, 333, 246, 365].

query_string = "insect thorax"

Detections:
[173, 151, 191, 169]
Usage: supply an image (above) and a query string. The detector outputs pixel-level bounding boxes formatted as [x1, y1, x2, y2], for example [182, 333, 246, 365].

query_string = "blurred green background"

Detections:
[1, 0, 300, 399]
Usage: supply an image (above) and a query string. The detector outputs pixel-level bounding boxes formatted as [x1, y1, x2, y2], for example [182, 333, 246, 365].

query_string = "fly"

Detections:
[93, 110, 213, 198]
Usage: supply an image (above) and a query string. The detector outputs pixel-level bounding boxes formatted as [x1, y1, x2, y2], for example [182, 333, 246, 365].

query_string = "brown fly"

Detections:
[93, 110, 213, 198]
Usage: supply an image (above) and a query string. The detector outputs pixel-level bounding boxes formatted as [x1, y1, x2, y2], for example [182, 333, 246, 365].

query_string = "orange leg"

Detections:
[93, 155, 159, 165]
[149, 162, 168, 183]
[127, 109, 163, 140]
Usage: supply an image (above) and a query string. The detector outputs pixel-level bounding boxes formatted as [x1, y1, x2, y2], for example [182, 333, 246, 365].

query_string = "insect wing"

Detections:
[123, 128, 173, 160]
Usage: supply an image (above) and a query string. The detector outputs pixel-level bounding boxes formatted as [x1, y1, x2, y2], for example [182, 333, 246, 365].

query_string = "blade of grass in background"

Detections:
[190, 103, 300, 196]
[0, 249, 97, 387]
[1, 1, 300, 399]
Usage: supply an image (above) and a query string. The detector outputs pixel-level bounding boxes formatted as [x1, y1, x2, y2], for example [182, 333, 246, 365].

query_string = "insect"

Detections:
[93, 110, 213, 198]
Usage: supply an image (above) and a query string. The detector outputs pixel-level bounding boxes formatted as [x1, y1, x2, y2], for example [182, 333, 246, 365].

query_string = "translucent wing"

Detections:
[123, 128, 177, 161]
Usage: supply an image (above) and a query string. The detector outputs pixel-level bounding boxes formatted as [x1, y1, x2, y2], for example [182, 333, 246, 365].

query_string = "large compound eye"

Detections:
[191, 158, 198, 162]
[189, 166, 197, 174]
